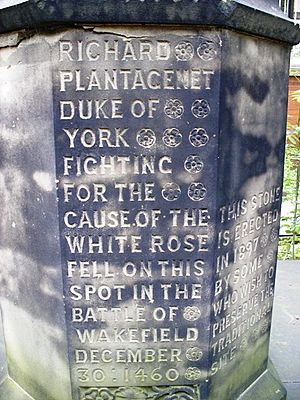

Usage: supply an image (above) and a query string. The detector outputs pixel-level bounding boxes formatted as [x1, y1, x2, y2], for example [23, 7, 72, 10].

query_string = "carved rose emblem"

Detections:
[183, 306, 201, 321]
[240, 338, 248, 351]
[266, 249, 274, 263]
[164, 99, 184, 119]
[162, 182, 181, 201]
[163, 128, 182, 147]
[163, 392, 194, 400]
[270, 227, 278, 243]
[83, 389, 114, 400]
[197, 40, 218, 61]
[137, 128, 156, 148]
[175, 41, 194, 61]
[259, 232, 268, 248]
[186, 347, 203, 361]
[261, 320, 270, 334]
[251, 329, 260, 341]
[189, 128, 209, 147]
[191, 99, 210, 119]
[156, 387, 197, 400]
[184, 367, 202, 381]
[184, 155, 204, 174]
[188, 182, 207, 201]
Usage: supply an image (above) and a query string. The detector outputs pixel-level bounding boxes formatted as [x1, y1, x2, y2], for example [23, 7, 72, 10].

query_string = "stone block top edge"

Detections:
[0, 0, 299, 45]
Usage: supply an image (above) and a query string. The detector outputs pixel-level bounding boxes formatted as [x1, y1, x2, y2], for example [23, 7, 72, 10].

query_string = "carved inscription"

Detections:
[211, 187, 281, 375]
[53, 31, 221, 399]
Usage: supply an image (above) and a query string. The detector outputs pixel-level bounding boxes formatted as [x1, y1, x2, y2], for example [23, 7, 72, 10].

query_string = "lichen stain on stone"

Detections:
[210, 334, 269, 399]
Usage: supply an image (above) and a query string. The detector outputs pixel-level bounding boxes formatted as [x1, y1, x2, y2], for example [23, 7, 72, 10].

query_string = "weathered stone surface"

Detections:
[236, 361, 286, 400]
[0, 0, 299, 45]
[0, 34, 71, 400]
[0, 23, 292, 399]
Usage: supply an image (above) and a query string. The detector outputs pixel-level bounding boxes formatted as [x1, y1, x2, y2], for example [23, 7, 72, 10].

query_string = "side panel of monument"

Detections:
[0, 36, 72, 400]
[210, 31, 290, 399]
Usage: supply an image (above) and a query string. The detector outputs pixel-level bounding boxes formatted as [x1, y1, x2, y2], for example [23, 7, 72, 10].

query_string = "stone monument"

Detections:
[0, 1, 299, 400]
